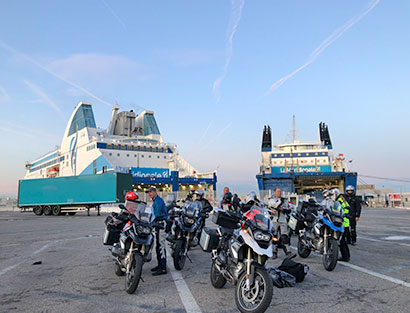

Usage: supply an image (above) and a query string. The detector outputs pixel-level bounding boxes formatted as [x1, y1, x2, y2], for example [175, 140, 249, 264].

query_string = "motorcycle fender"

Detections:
[240, 230, 273, 258]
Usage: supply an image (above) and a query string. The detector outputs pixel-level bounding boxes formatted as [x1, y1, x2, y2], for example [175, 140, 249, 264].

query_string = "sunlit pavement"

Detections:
[0, 207, 409, 313]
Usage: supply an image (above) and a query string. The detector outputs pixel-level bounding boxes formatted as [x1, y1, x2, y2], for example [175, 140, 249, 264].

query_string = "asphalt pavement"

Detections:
[0, 207, 409, 313]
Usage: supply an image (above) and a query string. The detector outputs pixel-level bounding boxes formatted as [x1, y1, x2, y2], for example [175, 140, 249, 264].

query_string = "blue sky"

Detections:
[1, 0, 410, 195]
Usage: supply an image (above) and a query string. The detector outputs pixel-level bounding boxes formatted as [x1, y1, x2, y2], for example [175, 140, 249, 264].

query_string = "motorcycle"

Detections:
[202, 206, 274, 313]
[289, 199, 344, 271]
[109, 202, 164, 293]
[169, 201, 208, 270]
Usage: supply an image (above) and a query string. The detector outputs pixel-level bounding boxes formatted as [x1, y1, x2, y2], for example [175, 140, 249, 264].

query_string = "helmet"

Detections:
[322, 189, 330, 199]
[268, 198, 281, 209]
[222, 192, 233, 203]
[125, 191, 139, 202]
[245, 192, 257, 205]
[194, 190, 205, 198]
[346, 185, 355, 192]
[332, 188, 341, 199]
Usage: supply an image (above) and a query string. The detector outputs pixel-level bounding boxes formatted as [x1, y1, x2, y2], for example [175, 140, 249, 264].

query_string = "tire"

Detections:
[235, 267, 273, 313]
[51, 205, 61, 216]
[297, 237, 311, 258]
[173, 238, 187, 270]
[33, 206, 43, 216]
[210, 261, 226, 288]
[43, 205, 52, 216]
[115, 263, 124, 276]
[125, 253, 143, 294]
[68, 212, 76, 216]
[323, 237, 338, 271]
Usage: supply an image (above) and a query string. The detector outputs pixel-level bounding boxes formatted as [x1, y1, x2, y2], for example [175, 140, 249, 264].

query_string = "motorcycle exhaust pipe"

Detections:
[111, 245, 125, 258]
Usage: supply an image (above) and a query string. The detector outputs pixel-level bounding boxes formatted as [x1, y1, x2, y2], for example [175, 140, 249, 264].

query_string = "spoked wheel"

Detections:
[173, 238, 187, 270]
[33, 206, 43, 216]
[323, 237, 338, 271]
[125, 253, 143, 294]
[235, 267, 273, 313]
[297, 237, 311, 258]
[210, 261, 226, 288]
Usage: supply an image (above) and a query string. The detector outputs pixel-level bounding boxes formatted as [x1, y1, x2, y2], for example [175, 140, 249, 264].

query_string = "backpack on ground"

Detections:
[267, 267, 296, 288]
[278, 258, 309, 283]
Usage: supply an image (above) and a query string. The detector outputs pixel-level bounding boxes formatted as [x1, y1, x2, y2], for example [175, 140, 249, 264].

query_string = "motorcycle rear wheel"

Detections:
[235, 267, 273, 313]
[297, 237, 311, 258]
[125, 253, 143, 294]
[173, 238, 187, 270]
[210, 261, 226, 288]
[323, 237, 338, 271]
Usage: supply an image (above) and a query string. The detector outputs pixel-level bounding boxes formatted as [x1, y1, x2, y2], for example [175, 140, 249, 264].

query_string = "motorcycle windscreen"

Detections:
[134, 202, 153, 222]
[322, 199, 343, 217]
[244, 206, 272, 231]
[184, 202, 200, 218]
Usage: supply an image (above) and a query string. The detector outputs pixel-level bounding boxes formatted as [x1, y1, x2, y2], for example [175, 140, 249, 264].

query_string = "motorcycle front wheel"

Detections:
[125, 252, 143, 294]
[235, 267, 273, 313]
[297, 237, 311, 258]
[173, 238, 187, 270]
[322, 237, 338, 271]
[210, 261, 226, 288]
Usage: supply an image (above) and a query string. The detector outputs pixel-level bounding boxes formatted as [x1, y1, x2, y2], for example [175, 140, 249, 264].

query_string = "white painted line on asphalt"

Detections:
[166, 249, 202, 313]
[290, 246, 410, 289]
[338, 261, 410, 288]
[358, 236, 410, 248]
[0, 236, 89, 277]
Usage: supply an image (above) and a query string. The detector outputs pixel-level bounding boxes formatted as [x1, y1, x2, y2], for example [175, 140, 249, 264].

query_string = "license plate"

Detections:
[288, 216, 297, 230]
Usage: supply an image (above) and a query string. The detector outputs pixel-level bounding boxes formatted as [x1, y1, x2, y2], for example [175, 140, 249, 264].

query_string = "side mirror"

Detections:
[119, 204, 126, 211]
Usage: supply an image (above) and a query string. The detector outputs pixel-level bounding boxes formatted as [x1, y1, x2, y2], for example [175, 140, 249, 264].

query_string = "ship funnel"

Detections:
[319, 122, 332, 148]
[261, 125, 272, 152]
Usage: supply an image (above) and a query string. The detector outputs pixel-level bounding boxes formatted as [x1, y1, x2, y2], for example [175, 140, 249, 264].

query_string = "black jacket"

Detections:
[344, 193, 362, 218]
[198, 198, 213, 213]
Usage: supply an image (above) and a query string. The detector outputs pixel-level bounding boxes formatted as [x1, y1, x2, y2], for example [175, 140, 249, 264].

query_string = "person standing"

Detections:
[344, 185, 362, 246]
[269, 187, 295, 259]
[147, 187, 168, 276]
[333, 189, 351, 262]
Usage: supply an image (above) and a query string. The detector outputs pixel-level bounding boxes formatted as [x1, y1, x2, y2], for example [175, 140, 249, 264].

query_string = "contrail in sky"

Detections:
[101, 0, 127, 30]
[213, 0, 245, 103]
[0, 85, 10, 101]
[267, 0, 380, 94]
[0, 40, 112, 106]
[198, 120, 214, 144]
[24, 80, 64, 116]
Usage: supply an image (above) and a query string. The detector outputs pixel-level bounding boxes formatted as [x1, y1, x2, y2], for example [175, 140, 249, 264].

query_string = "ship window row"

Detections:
[272, 152, 327, 158]
[273, 159, 328, 165]
[108, 152, 167, 159]
[86, 143, 96, 151]
[97, 142, 171, 153]
[29, 156, 65, 172]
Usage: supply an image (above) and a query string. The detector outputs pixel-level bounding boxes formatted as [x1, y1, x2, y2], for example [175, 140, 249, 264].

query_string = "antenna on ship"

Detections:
[292, 115, 296, 143]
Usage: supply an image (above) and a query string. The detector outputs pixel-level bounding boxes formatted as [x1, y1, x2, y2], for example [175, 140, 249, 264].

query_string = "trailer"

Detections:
[18, 172, 133, 216]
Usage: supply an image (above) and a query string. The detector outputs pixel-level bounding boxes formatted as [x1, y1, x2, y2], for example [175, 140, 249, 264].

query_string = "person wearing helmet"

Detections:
[124, 191, 140, 215]
[332, 188, 351, 262]
[344, 185, 361, 245]
[268, 187, 295, 259]
[241, 191, 260, 213]
[193, 189, 213, 238]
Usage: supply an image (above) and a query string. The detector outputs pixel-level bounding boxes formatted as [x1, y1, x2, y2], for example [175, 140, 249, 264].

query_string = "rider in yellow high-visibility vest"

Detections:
[333, 189, 351, 262]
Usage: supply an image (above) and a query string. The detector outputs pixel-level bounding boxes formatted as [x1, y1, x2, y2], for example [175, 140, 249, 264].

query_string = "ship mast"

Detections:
[292, 115, 296, 143]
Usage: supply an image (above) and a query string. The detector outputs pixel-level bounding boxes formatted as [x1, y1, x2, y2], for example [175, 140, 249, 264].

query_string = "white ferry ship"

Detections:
[24, 102, 217, 195]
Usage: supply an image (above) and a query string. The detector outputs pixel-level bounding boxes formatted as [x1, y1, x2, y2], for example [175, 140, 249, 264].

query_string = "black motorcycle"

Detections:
[289, 199, 344, 271]
[169, 202, 206, 270]
[201, 206, 274, 313]
[108, 202, 164, 293]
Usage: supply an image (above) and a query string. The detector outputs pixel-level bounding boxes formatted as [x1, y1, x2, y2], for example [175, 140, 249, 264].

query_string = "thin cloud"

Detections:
[0, 120, 59, 141]
[213, 0, 245, 103]
[101, 0, 127, 30]
[201, 122, 233, 152]
[24, 80, 63, 116]
[0, 40, 112, 106]
[0, 85, 10, 101]
[267, 0, 380, 94]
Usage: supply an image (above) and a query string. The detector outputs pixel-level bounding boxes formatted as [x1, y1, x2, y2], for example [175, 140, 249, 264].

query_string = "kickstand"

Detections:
[140, 276, 145, 283]
[186, 253, 193, 263]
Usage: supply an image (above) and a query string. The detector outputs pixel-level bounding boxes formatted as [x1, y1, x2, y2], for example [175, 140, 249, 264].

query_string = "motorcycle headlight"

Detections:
[183, 216, 195, 225]
[254, 232, 271, 241]
[136, 225, 151, 235]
